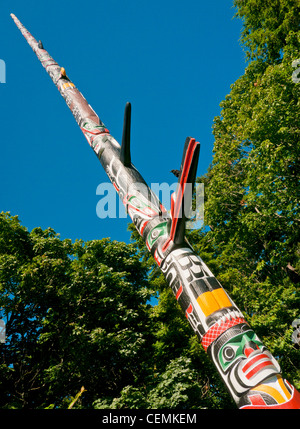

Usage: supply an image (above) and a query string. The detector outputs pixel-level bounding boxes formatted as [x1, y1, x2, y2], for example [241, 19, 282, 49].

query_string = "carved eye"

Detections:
[222, 346, 236, 362]
[152, 229, 159, 239]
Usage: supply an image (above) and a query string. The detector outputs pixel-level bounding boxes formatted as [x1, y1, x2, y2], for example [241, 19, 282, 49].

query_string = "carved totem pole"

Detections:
[11, 14, 300, 409]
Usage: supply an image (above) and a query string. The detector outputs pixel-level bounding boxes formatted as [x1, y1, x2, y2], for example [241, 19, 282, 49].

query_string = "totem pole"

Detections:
[11, 14, 300, 409]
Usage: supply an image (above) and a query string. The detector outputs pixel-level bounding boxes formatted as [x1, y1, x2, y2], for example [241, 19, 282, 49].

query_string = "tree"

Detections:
[0, 212, 155, 408]
[233, 0, 300, 62]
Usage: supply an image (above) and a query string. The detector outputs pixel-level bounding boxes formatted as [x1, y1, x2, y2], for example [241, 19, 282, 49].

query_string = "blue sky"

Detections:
[0, 0, 246, 245]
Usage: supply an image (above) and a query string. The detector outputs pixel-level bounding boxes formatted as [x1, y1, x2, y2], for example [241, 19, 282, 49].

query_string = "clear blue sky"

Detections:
[0, 0, 246, 244]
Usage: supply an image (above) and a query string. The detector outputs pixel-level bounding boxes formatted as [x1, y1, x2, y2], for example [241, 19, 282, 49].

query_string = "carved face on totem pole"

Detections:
[210, 324, 281, 400]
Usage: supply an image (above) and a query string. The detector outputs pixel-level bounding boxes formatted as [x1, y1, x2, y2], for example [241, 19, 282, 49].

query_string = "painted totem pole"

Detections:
[11, 14, 300, 409]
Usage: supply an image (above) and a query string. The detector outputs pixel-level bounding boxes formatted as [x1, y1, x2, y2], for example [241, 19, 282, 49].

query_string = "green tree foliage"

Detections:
[0, 212, 154, 408]
[234, 0, 300, 62]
